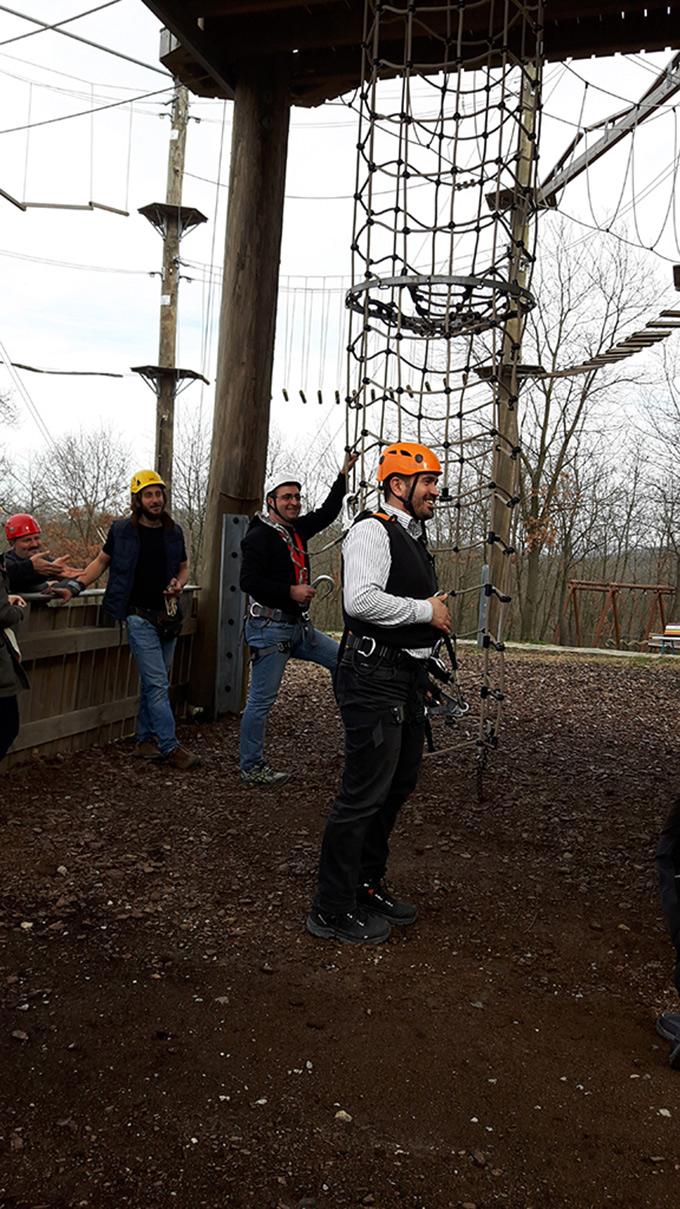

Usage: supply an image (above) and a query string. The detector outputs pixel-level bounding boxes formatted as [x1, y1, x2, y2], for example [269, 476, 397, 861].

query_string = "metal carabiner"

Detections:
[342, 491, 360, 530]
[310, 574, 334, 601]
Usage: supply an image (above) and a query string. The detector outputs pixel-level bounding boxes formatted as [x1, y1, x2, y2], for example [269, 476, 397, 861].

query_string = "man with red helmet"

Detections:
[307, 441, 451, 945]
[3, 513, 81, 595]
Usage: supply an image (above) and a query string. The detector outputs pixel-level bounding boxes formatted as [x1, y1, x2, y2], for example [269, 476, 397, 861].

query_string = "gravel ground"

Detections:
[1, 651, 680, 1209]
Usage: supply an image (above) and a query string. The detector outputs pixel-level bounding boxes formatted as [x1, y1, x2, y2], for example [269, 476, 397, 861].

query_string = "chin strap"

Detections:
[267, 496, 289, 525]
[404, 473, 420, 518]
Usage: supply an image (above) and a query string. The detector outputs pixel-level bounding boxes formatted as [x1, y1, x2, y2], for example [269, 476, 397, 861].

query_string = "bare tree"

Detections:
[515, 219, 665, 640]
[172, 409, 212, 579]
[641, 346, 680, 616]
[34, 425, 130, 560]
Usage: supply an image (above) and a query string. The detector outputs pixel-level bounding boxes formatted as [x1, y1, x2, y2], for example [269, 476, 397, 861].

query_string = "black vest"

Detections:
[343, 511, 440, 650]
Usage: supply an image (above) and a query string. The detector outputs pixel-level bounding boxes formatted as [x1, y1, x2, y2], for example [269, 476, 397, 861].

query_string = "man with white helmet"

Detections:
[307, 441, 451, 945]
[63, 470, 200, 770]
[239, 451, 358, 787]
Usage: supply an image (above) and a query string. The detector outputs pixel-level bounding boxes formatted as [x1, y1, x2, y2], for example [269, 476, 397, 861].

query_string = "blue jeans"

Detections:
[126, 614, 177, 756]
[240, 618, 339, 772]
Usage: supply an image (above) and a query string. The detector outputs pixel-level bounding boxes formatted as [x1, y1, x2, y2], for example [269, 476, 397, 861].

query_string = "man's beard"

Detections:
[141, 504, 164, 523]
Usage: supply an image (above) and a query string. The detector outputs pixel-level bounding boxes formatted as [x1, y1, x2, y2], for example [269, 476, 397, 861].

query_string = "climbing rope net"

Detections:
[344, 0, 545, 767]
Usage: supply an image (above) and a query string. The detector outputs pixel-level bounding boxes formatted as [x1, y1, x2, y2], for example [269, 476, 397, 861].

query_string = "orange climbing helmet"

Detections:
[4, 513, 41, 541]
[376, 442, 441, 484]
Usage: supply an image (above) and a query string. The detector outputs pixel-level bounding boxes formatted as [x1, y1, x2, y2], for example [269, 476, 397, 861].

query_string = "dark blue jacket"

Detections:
[102, 517, 186, 621]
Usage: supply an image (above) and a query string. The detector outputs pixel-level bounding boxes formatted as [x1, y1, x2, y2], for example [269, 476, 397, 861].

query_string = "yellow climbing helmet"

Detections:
[130, 469, 166, 495]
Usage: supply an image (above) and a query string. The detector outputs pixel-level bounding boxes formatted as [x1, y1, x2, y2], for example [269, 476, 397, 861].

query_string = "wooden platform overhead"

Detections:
[142, 2, 678, 105]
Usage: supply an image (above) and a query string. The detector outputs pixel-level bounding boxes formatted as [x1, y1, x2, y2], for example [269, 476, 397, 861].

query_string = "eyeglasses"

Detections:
[277, 492, 302, 502]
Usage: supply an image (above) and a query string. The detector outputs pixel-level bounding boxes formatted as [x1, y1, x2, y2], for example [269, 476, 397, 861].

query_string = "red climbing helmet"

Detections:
[4, 513, 41, 541]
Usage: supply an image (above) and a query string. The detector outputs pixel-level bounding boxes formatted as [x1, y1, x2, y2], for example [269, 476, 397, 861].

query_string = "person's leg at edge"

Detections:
[0, 695, 20, 761]
[126, 615, 178, 757]
[239, 622, 292, 773]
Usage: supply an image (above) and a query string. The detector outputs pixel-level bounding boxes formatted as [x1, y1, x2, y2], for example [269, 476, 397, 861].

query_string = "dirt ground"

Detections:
[1, 651, 680, 1209]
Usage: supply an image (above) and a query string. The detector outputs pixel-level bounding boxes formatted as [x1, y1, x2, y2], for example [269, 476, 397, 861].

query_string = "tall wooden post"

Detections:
[190, 58, 291, 715]
[156, 83, 189, 498]
[487, 62, 541, 641]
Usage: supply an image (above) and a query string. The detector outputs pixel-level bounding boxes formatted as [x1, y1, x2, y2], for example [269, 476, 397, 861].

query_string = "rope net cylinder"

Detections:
[345, 1, 544, 764]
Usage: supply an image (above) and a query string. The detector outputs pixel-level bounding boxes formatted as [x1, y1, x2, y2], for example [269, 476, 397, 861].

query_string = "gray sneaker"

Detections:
[240, 763, 290, 788]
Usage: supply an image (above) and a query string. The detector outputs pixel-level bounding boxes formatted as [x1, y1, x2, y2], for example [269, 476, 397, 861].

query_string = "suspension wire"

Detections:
[0, 3, 169, 75]
[0, 85, 173, 137]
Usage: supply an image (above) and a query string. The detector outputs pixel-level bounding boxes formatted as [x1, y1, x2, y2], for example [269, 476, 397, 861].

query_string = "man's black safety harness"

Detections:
[423, 633, 470, 752]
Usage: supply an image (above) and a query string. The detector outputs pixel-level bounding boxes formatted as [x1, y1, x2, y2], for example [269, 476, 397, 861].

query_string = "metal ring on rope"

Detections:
[345, 273, 536, 339]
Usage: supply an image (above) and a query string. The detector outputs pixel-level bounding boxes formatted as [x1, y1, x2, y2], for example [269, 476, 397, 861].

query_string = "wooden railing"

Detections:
[3, 588, 199, 768]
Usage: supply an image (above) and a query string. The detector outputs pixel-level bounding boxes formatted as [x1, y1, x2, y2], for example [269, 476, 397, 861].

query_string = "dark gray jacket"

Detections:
[0, 556, 27, 698]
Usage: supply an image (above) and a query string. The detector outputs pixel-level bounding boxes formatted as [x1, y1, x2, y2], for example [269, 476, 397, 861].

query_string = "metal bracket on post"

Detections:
[477, 563, 490, 648]
[216, 513, 250, 716]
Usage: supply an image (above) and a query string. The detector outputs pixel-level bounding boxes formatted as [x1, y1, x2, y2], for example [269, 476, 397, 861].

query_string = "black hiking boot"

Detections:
[306, 907, 390, 945]
[357, 880, 417, 925]
[656, 1012, 680, 1068]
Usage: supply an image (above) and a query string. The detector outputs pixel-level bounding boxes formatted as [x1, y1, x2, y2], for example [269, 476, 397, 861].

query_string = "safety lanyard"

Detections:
[277, 527, 308, 585]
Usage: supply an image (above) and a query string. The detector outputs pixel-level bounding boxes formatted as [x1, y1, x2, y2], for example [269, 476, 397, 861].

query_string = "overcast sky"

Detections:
[0, 1, 678, 477]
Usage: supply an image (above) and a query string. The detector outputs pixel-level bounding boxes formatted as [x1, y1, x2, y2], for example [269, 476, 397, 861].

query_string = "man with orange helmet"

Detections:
[3, 513, 81, 595]
[64, 470, 200, 770]
[307, 441, 451, 945]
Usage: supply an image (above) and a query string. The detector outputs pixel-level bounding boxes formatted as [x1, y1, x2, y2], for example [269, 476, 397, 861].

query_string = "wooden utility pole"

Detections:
[134, 82, 207, 505]
[156, 82, 189, 494]
[487, 61, 541, 642]
[190, 57, 291, 717]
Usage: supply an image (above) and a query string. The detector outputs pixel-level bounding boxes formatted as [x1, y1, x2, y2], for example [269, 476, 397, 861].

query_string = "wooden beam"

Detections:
[19, 619, 197, 661]
[13, 695, 141, 751]
[144, 0, 236, 97]
[190, 56, 291, 715]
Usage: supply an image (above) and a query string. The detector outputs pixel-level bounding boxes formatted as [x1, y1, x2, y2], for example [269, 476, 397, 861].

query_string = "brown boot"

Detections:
[163, 745, 201, 770]
[133, 740, 160, 760]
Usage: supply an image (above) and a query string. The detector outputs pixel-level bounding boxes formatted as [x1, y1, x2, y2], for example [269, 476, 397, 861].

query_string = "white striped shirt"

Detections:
[342, 502, 435, 660]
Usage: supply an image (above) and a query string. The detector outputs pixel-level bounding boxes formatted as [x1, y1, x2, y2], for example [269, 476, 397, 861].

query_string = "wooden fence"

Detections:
[2, 588, 199, 768]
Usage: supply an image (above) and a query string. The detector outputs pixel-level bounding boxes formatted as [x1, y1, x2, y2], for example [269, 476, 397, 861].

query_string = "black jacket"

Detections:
[4, 548, 49, 594]
[0, 555, 28, 697]
[240, 473, 346, 614]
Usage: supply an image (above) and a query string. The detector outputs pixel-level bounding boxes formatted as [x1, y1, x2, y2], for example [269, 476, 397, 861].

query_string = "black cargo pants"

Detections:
[314, 650, 428, 914]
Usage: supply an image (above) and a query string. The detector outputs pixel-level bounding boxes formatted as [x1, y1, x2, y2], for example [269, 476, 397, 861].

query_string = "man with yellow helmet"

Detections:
[307, 441, 451, 945]
[63, 470, 200, 770]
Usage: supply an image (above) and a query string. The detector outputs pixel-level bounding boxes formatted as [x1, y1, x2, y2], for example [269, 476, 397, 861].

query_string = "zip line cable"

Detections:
[0, 85, 172, 136]
[0, 46, 167, 90]
[0, 2, 170, 76]
[0, 1, 121, 48]
[0, 334, 57, 450]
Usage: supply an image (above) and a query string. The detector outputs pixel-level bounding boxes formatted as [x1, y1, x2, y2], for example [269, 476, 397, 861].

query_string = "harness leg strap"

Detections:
[249, 641, 292, 663]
